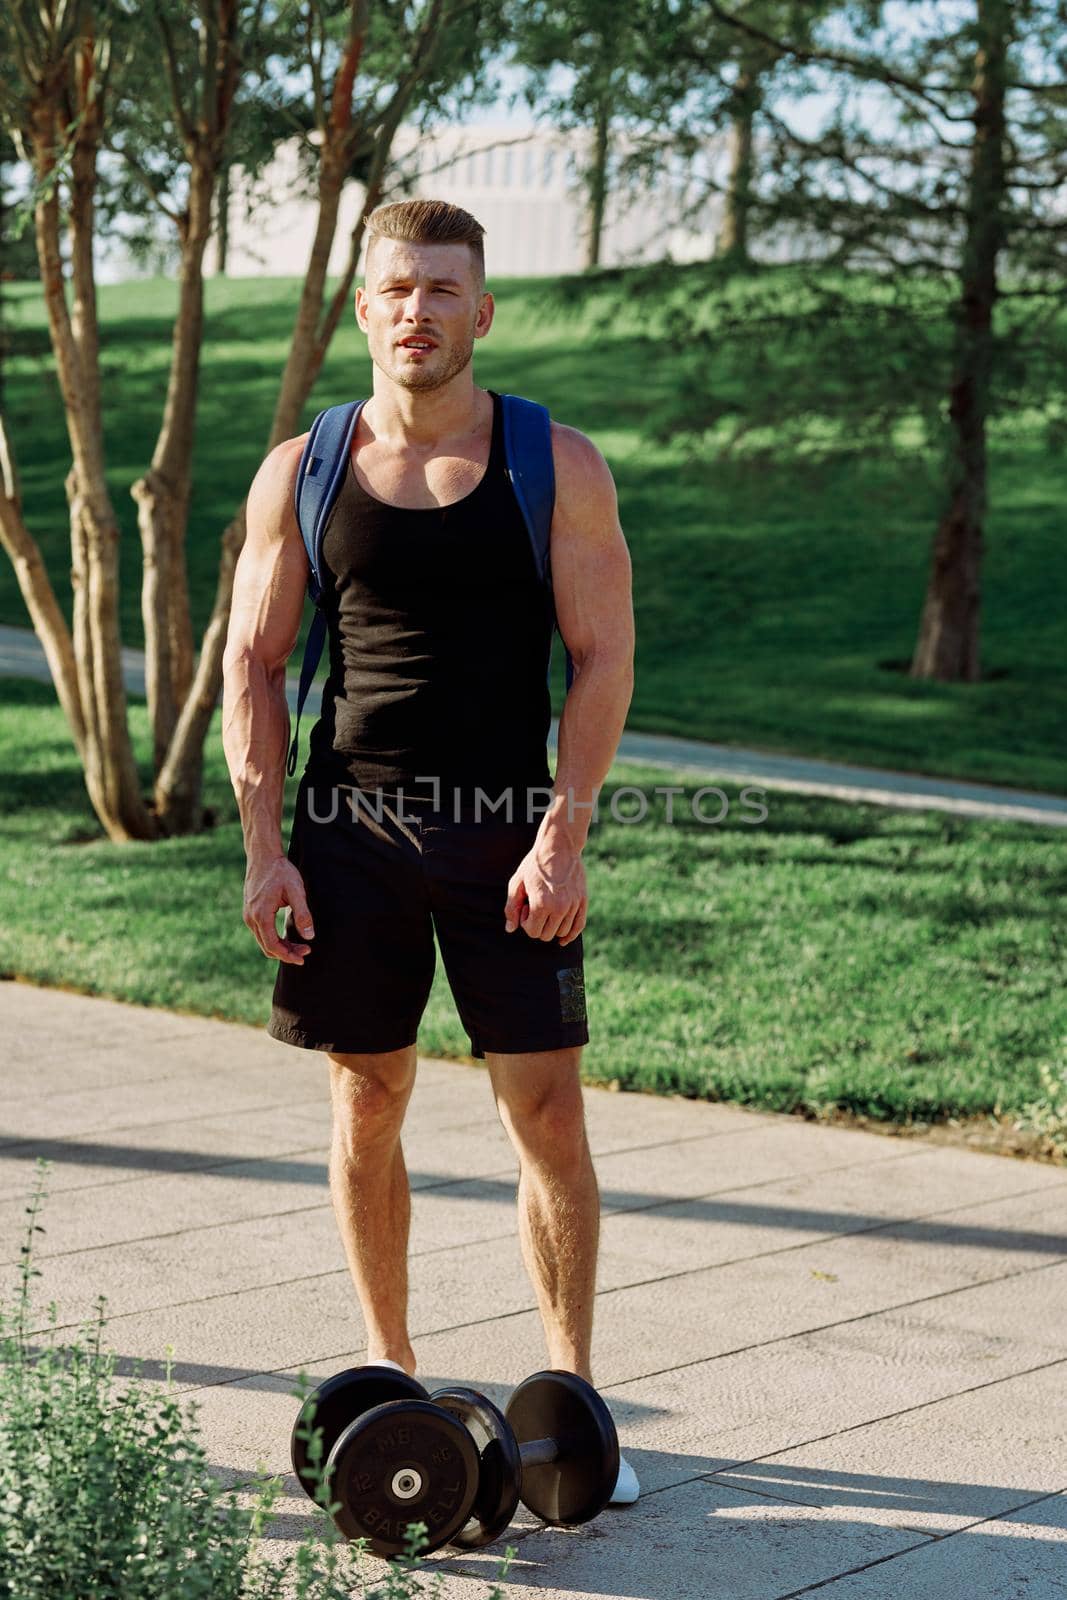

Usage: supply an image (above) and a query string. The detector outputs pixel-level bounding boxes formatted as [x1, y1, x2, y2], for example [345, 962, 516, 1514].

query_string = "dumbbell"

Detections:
[432, 1369, 620, 1548]
[290, 1363, 481, 1557]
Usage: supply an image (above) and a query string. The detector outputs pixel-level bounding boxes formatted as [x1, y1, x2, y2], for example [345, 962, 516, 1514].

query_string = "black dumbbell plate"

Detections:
[506, 1369, 620, 1526]
[290, 1365, 429, 1495]
[327, 1399, 480, 1557]
[431, 1385, 523, 1548]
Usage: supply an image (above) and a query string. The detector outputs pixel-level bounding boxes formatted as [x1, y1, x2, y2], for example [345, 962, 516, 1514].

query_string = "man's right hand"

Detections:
[244, 856, 316, 964]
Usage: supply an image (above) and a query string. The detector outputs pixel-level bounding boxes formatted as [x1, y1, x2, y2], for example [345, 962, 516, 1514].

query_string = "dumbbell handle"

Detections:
[518, 1435, 564, 1468]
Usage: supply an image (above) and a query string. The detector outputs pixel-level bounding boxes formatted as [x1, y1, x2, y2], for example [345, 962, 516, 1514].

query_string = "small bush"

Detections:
[1012, 1048, 1067, 1161]
[0, 1161, 511, 1599]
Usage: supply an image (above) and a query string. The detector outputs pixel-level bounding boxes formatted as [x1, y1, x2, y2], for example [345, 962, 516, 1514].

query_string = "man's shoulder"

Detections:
[250, 431, 309, 485]
[266, 431, 312, 482]
[246, 432, 312, 543]
[546, 420, 614, 506]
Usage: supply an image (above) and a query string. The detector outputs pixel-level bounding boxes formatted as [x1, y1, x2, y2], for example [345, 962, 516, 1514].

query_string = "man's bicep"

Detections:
[548, 429, 634, 671]
[226, 442, 309, 675]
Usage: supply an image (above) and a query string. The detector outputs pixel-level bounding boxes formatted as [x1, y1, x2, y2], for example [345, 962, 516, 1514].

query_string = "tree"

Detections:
[0, 0, 502, 839]
[712, 4, 841, 264]
[667, 0, 1067, 681]
[509, 0, 660, 270]
[534, 0, 841, 269]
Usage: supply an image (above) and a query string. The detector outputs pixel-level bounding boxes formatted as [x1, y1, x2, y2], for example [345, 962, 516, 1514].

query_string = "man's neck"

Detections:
[364, 375, 488, 451]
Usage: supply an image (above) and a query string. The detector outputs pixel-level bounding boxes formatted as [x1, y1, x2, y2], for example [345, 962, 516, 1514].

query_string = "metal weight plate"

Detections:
[506, 1369, 620, 1527]
[327, 1399, 481, 1557]
[430, 1386, 523, 1549]
[290, 1364, 429, 1497]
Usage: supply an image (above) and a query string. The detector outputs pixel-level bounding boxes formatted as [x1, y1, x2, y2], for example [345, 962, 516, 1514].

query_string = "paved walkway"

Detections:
[2, 623, 1064, 827]
[2, 980, 1065, 1597]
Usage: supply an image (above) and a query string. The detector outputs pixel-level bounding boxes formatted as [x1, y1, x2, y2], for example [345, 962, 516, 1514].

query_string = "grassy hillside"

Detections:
[4, 272, 1065, 792]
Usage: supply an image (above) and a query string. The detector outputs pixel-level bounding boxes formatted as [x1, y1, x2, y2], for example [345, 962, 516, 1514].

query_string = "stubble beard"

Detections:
[383, 334, 474, 392]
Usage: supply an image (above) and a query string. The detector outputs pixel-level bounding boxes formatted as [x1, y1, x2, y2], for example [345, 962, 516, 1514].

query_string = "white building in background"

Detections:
[207, 122, 717, 279]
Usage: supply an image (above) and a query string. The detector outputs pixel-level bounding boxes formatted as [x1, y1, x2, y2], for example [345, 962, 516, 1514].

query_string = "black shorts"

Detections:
[268, 777, 590, 1059]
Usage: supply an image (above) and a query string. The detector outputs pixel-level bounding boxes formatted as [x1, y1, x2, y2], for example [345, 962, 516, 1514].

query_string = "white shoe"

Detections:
[372, 1358, 413, 1377]
[609, 1453, 640, 1505]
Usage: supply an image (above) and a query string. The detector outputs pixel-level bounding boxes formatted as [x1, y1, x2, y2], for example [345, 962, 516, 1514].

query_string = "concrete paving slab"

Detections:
[1, 979, 232, 1048]
[792, 1491, 1067, 1600]
[597, 1285, 1067, 1500]
[0, 1059, 323, 1145]
[2, 1038, 758, 1150]
[430, 1477, 930, 1600]
[0, 1111, 924, 1261]
[712, 1359, 1067, 1536]
[213, 1470, 932, 1600]
[597, 1153, 1065, 1277]
[0, 1094, 744, 1207]
[0, 1103, 340, 1200]
[177, 1260, 1067, 1507]
[5, 1043, 209, 1100]
[5, 984, 1067, 1598]
[0, 1150, 515, 1260]
[21, 1164, 1066, 1404]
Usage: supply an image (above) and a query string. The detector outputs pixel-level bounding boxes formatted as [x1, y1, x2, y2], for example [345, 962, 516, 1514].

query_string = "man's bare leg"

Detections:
[485, 1046, 599, 1383]
[327, 1044, 418, 1376]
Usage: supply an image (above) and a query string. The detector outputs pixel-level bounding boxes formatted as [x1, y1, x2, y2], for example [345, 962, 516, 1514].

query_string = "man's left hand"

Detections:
[504, 839, 587, 945]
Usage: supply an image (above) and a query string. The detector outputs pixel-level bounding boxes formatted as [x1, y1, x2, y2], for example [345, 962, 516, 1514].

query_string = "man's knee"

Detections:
[492, 1057, 589, 1165]
[328, 1047, 415, 1158]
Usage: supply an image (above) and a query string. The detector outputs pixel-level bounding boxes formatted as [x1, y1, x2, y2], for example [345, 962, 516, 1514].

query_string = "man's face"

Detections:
[355, 239, 493, 392]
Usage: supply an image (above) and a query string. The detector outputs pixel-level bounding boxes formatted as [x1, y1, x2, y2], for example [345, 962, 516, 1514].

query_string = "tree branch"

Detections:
[102, 138, 183, 224]
[305, 0, 326, 131]
[328, 0, 370, 139]
[154, 0, 194, 144]
[704, 2, 972, 123]
[761, 107, 965, 219]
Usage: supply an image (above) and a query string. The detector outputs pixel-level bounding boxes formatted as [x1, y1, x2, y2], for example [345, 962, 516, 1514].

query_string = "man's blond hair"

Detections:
[364, 199, 486, 286]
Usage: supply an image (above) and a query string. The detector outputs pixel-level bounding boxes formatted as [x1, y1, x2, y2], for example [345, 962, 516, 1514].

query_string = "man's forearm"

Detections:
[221, 651, 291, 863]
[543, 654, 634, 850]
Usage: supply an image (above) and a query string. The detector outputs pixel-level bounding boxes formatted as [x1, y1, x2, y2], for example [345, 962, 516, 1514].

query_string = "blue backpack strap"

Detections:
[501, 393, 575, 692]
[286, 399, 366, 777]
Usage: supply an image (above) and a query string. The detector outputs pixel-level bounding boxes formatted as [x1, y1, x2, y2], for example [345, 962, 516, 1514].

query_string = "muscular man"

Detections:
[222, 199, 637, 1504]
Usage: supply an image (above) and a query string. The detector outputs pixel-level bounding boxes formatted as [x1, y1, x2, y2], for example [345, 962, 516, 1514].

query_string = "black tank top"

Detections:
[305, 389, 555, 803]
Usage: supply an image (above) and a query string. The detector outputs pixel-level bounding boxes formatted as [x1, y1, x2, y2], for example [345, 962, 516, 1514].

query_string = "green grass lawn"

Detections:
[3, 678, 1064, 1133]
[4, 273, 1066, 793]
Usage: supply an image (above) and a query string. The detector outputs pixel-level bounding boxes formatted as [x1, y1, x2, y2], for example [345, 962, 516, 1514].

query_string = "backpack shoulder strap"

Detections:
[294, 400, 366, 599]
[501, 393, 575, 691]
[286, 399, 366, 777]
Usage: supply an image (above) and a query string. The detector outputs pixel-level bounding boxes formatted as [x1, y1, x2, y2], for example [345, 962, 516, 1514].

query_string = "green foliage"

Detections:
[0, 1, 509, 270]
[0, 1162, 512, 1599]
[0, 136, 37, 276]
[530, 5, 1067, 475]
[543, 257, 1067, 468]
[1017, 1048, 1067, 1160]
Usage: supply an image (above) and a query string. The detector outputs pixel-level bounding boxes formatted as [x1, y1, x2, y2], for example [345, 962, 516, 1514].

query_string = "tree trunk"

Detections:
[152, 152, 371, 834]
[911, 0, 1011, 682]
[30, 68, 157, 842]
[716, 67, 759, 264]
[0, 422, 87, 756]
[132, 155, 215, 776]
[585, 94, 610, 270]
[154, 0, 450, 833]
[134, 0, 238, 783]
[216, 159, 231, 275]
[155, 46, 429, 832]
